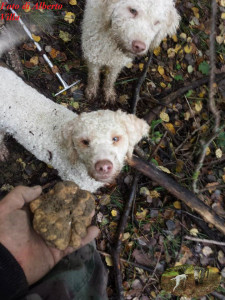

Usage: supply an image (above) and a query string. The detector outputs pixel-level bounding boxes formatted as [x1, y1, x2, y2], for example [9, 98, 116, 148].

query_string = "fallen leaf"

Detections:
[69, 0, 77, 5]
[202, 246, 213, 256]
[158, 166, 171, 174]
[173, 201, 181, 209]
[190, 228, 199, 236]
[216, 148, 223, 158]
[105, 256, 113, 267]
[158, 66, 165, 75]
[194, 101, 203, 112]
[64, 11, 75, 23]
[160, 111, 170, 122]
[139, 63, 144, 71]
[153, 46, 161, 56]
[111, 209, 117, 217]
[164, 123, 176, 134]
[30, 56, 39, 65]
[59, 30, 72, 42]
[32, 34, 41, 42]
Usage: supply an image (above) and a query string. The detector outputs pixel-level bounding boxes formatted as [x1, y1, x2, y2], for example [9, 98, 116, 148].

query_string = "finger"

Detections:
[0, 186, 42, 215]
[80, 226, 100, 247]
[63, 226, 100, 257]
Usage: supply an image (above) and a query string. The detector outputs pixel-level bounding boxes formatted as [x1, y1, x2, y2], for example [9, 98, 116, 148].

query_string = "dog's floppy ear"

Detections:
[61, 120, 78, 164]
[116, 110, 150, 159]
[151, 5, 180, 49]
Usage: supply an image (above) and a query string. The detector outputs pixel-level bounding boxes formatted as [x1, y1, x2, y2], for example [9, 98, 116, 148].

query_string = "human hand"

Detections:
[0, 186, 99, 285]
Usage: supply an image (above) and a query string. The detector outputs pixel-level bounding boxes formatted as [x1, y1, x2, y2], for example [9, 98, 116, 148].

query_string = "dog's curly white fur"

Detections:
[0, 66, 149, 192]
[82, 0, 180, 102]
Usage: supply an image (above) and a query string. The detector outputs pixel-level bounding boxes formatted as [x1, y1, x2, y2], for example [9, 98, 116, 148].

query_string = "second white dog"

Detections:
[0, 66, 149, 193]
[82, 0, 180, 102]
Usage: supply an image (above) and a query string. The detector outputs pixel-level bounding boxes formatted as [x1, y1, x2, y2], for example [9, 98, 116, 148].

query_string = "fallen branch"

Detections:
[112, 175, 139, 300]
[184, 236, 225, 246]
[192, 0, 220, 193]
[144, 72, 225, 124]
[128, 156, 225, 235]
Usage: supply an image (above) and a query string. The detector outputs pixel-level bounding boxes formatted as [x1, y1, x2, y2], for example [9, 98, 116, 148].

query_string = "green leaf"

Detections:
[198, 61, 210, 75]
[151, 158, 159, 166]
[174, 74, 183, 81]
[185, 89, 194, 97]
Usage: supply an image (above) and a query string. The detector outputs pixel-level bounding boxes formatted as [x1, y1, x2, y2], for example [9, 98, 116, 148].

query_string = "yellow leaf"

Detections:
[171, 35, 178, 42]
[221, 12, 225, 19]
[105, 256, 113, 267]
[122, 232, 130, 241]
[194, 101, 202, 112]
[158, 66, 165, 76]
[201, 124, 209, 133]
[69, 0, 77, 5]
[158, 166, 171, 174]
[184, 44, 193, 54]
[64, 11, 75, 24]
[32, 34, 41, 42]
[173, 201, 181, 209]
[164, 123, 176, 134]
[216, 148, 223, 158]
[179, 33, 187, 40]
[190, 228, 199, 236]
[149, 190, 160, 198]
[192, 7, 200, 18]
[160, 82, 166, 88]
[59, 30, 72, 43]
[111, 209, 117, 217]
[160, 111, 170, 122]
[216, 36, 224, 44]
[126, 62, 133, 68]
[220, 0, 225, 7]
[153, 46, 161, 56]
[30, 56, 39, 65]
[174, 44, 182, 53]
[73, 102, 79, 109]
[167, 48, 175, 58]
[139, 63, 144, 71]
[136, 209, 148, 220]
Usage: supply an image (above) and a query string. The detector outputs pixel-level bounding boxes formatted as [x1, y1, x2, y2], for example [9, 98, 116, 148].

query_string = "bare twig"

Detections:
[128, 156, 225, 235]
[144, 72, 225, 124]
[184, 236, 225, 246]
[130, 52, 153, 114]
[112, 175, 139, 300]
[192, 0, 220, 193]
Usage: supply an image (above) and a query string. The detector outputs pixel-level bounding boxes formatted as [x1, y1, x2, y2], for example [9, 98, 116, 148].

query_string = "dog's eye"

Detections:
[129, 8, 138, 17]
[81, 139, 90, 146]
[112, 136, 120, 143]
[154, 20, 160, 26]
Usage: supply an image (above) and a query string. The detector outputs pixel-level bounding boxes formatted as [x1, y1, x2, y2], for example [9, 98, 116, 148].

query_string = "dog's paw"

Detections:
[104, 89, 117, 103]
[85, 86, 98, 100]
[0, 144, 9, 162]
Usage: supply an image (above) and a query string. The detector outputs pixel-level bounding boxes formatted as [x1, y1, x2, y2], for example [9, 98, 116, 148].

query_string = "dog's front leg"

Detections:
[85, 62, 101, 100]
[0, 130, 9, 161]
[103, 65, 122, 103]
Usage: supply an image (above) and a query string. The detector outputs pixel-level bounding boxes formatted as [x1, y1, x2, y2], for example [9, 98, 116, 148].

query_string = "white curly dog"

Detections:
[82, 0, 180, 103]
[0, 66, 149, 192]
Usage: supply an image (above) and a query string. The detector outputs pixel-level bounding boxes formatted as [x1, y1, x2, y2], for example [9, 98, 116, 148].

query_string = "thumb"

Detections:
[0, 186, 42, 215]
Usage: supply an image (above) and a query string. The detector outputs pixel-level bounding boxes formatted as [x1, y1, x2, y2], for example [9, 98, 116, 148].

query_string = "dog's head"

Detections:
[61, 110, 149, 183]
[103, 0, 180, 56]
